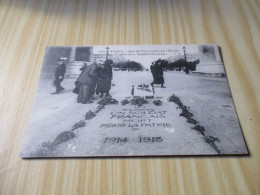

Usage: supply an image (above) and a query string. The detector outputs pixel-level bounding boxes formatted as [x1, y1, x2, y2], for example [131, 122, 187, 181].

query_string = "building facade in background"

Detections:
[196, 45, 224, 74]
[42, 46, 93, 78]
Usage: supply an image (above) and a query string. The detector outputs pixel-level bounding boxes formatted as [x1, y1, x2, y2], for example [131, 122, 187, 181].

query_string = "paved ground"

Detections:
[20, 71, 248, 157]
[164, 71, 247, 154]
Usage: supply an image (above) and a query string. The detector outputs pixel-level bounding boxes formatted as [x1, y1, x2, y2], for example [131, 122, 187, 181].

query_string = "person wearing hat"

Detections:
[151, 60, 166, 88]
[95, 60, 104, 96]
[96, 59, 113, 98]
[73, 62, 88, 94]
[76, 60, 98, 103]
[53, 59, 66, 93]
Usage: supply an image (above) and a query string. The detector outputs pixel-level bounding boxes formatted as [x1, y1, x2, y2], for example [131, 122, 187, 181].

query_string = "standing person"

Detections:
[76, 60, 98, 104]
[97, 59, 113, 98]
[185, 62, 190, 74]
[73, 62, 88, 94]
[95, 61, 104, 96]
[87, 60, 99, 99]
[156, 62, 166, 88]
[53, 59, 66, 93]
[89, 60, 102, 98]
[151, 61, 166, 88]
[150, 62, 155, 85]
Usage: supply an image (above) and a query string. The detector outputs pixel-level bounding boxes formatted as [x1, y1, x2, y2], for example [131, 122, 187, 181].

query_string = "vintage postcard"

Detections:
[20, 44, 248, 158]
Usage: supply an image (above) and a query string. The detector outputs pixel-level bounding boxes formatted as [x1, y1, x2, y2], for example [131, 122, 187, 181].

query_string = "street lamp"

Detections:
[183, 46, 189, 74]
[182, 46, 186, 62]
[106, 46, 109, 60]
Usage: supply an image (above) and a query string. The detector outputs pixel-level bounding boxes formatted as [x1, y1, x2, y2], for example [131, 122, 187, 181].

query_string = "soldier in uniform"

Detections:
[53, 59, 66, 93]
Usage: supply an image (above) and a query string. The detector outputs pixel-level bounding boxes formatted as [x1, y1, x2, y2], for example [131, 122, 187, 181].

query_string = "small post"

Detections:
[106, 47, 109, 60]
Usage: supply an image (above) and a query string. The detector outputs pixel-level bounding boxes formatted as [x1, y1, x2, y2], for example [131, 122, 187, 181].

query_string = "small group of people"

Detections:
[76, 59, 113, 103]
[150, 59, 166, 88]
[53, 59, 113, 104]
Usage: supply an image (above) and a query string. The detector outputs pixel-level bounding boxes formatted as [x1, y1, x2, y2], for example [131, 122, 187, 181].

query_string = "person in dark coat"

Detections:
[53, 60, 66, 93]
[185, 62, 190, 74]
[96, 59, 113, 98]
[76, 61, 98, 104]
[151, 61, 166, 88]
[95, 61, 104, 96]
[73, 62, 88, 94]
[89, 60, 101, 98]
[150, 62, 155, 83]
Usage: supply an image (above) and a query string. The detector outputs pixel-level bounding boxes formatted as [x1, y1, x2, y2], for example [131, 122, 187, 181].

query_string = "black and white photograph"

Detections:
[20, 44, 248, 158]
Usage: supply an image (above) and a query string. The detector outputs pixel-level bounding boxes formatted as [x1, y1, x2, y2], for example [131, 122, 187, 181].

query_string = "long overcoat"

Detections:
[77, 63, 98, 85]
[96, 64, 112, 94]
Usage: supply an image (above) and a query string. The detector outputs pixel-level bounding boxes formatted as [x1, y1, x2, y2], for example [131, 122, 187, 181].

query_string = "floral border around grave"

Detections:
[168, 94, 221, 154]
[33, 93, 222, 156]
